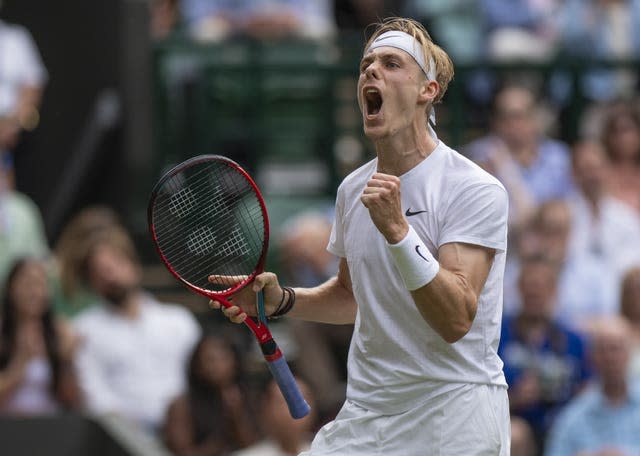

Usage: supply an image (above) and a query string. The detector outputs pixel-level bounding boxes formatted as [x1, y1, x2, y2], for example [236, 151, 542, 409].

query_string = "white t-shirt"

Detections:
[0, 20, 48, 116]
[73, 294, 201, 428]
[328, 141, 509, 414]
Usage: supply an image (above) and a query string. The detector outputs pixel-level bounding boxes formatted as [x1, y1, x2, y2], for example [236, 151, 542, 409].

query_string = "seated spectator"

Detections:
[464, 84, 573, 232]
[568, 139, 640, 281]
[72, 227, 200, 431]
[557, 0, 640, 103]
[510, 416, 537, 456]
[232, 376, 317, 456]
[163, 333, 258, 455]
[0, 17, 48, 190]
[480, 0, 561, 61]
[499, 254, 591, 447]
[601, 103, 640, 214]
[52, 205, 124, 318]
[403, 0, 484, 63]
[180, 0, 336, 42]
[0, 183, 49, 290]
[619, 266, 640, 380]
[278, 210, 351, 421]
[545, 316, 640, 456]
[503, 199, 618, 327]
[0, 258, 79, 415]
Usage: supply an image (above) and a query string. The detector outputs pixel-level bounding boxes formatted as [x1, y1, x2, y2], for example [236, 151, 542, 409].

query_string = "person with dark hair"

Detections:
[499, 254, 591, 449]
[72, 227, 200, 431]
[163, 334, 258, 456]
[601, 103, 640, 214]
[0, 257, 79, 414]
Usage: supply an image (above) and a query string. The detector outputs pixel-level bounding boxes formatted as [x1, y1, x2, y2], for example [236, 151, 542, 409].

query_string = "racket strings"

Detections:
[152, 160, 266, 291]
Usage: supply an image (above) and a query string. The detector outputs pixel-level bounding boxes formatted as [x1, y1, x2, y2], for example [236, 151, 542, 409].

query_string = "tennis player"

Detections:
[213, 17, 510, 455]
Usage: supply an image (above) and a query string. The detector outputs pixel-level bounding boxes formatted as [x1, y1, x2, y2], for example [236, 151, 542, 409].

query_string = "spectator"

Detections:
[72, 226, 200, 431]
[619, 266, 640, 380]
[52, 205, 124, 319]
[567, 139, 640, 281]
[480, 0, 561, 61]
[0, 258, 79, 415]
[232, 376, 317, 456]
[163, 333, 258, 455]
[531, 199, 617, 328]
[0, 183, 49, 290]
[499, 254, 591, 447]
[464, 84, 573, 232]
[545, 316, 640, 456]
[403, 0, 484, 63]
[511, 416, 538, 456]
[0, 16, 48, 190]
[278, 210, 351, 421]
[601, 103, 640, 214]
[557, 0, 640, 103]
[180, 0, 336, 42]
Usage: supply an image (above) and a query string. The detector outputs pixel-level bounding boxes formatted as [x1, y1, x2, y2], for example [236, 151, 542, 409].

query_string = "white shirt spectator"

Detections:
[73, 293, 200, 429]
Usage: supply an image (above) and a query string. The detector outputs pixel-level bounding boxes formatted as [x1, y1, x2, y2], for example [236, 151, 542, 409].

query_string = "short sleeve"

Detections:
[327, 184, 345, 257]
[439, 183, 508, 252]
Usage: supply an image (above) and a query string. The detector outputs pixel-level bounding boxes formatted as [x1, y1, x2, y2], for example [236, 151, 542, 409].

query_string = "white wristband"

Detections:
[387, 225, 440, 291]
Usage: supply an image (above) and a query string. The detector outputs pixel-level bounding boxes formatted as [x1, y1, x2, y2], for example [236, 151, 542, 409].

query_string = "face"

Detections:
[518, 262, 557, 317]
[263, 379, 314, 437]
[357, 46, 428, 140]
[572, 142, 608, 195]
[591, 324, 630, 383]
[537, 202, 572, 262]
[9, 260, 50, 319]
[86, 243, 140, 305]
[195, 337, 238, 386]
[493, 88, 538, 147]
[605, 114, 640, 162]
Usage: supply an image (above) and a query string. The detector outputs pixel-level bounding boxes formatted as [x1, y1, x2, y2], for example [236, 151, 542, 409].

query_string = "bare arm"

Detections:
[362, 172, 496, 343]
[411, 242, 494, 343]
[210, 258, 357, 325]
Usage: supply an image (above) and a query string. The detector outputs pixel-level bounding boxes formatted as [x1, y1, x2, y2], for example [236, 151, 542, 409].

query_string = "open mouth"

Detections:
[365, 88, 383, 116]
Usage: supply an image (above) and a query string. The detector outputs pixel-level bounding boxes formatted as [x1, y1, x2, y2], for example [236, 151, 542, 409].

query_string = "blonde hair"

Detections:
[363, 17, 455, 107]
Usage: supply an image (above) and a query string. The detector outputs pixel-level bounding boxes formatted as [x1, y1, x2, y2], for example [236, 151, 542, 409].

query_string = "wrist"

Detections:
[385, 222, 409, 245]
[387, 225, 439, 290]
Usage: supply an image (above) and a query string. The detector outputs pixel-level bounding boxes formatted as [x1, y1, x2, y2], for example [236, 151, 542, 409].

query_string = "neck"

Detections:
[110, 291, 142, 319]
[602, 378, 628, 405]
[374, 123, 437, 176]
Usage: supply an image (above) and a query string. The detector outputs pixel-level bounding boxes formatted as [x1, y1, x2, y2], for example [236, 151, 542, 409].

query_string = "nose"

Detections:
[364, 62, 379, 79]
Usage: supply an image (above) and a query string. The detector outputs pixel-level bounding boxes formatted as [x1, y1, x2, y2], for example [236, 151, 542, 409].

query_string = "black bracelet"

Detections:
[269, 287, 287, 318]
[270, 286, 296, 319]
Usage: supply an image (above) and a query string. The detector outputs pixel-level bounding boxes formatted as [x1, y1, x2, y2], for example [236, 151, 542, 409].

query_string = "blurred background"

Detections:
[1, 0, 640, 455]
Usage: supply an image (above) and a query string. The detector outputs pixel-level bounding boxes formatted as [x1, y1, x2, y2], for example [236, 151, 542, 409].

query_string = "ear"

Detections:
[418, 79, 438, 105]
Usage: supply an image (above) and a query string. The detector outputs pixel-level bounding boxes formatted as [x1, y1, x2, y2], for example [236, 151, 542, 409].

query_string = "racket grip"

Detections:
[266, 353, 311, 419]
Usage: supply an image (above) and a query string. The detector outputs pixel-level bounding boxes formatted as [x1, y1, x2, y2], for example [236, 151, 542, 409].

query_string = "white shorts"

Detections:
[299, 384, 510, 456]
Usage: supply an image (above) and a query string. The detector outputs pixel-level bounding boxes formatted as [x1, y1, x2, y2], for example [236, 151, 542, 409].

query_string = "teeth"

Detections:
[366, 89, 378, 94]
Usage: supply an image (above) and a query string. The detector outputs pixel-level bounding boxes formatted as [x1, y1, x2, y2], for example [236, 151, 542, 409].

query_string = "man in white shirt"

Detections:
[73, 227, 200, 430]
[213, 17, 510, 455]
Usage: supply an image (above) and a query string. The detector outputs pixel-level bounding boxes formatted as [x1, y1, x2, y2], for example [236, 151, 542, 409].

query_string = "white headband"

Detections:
[367, 30, 438, 136]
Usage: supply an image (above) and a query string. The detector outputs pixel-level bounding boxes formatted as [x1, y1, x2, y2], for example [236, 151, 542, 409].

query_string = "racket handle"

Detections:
[263, 347, 311, 419]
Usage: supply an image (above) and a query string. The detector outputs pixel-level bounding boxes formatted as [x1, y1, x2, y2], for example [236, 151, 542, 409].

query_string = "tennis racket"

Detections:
[147, 154, 310, 419]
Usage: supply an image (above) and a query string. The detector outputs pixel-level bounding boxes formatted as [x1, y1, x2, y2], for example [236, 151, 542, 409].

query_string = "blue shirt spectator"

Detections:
[545, 317, 640, 456]
[180, 0, 336, 41]
[499, 315, 591, 436]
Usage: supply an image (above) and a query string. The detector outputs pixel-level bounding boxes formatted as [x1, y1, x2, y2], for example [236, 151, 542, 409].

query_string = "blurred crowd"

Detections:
[1, 1, 640, 456]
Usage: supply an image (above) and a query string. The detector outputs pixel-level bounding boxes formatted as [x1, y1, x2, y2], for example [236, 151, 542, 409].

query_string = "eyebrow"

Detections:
[359, 50, 408, 67]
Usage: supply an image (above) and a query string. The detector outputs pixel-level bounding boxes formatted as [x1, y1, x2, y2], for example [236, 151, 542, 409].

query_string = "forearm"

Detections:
[287, 262, 357, 324]
[0, 359, 28, 402]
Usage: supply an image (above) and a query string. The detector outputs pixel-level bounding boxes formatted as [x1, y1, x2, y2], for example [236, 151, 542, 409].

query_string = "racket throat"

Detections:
[260, 338, 283, 362]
